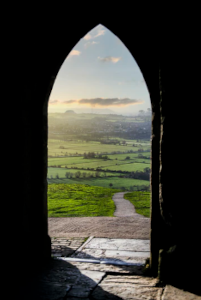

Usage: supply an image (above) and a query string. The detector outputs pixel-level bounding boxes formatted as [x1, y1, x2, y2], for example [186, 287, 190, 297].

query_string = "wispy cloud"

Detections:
[83, 33, 92, 40]
[83, 25, 106, 40]
[69, 50, 81, 56]
[94, 26, 105, 38]
[98, 56, 121, 63]
[49, 98, 143, 107]
[49, 100, 77, 105]
[84, 41, 99, 48]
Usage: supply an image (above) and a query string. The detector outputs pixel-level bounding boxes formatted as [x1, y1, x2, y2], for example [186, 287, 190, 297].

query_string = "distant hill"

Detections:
[65, 110, 76, 114]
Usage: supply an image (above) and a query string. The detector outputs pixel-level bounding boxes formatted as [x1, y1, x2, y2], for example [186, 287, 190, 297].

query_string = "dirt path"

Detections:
[48, 192, 150, 239]
[113, 192, 145, 218]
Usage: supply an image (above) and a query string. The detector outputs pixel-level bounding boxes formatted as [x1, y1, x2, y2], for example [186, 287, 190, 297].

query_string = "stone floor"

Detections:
[20, 237, 201, 299]
[51, 237, 86, 257]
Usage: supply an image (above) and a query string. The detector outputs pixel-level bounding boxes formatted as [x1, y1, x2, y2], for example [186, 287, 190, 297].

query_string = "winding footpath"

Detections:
[112, 192, 145, 218]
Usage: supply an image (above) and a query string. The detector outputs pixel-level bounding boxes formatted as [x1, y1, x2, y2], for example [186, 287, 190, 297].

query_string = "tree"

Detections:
[125, 156, 130, 160]
[56, 174, 59, 179]
[109, 183, 113, 187]
[75, 171, 81, 178]
[95, 171, 100, 177]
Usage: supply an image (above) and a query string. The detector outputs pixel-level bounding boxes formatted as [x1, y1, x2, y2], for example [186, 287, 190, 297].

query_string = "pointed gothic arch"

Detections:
[45, 23, 160, 276]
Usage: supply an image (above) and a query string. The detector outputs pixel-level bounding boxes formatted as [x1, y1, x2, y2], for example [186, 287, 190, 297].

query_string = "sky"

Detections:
[48, 24, 151, 116]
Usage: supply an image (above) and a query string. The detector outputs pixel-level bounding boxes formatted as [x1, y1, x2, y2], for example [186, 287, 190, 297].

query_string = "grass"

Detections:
[48, 138, 150, 156]
[47, 138, 151, 192]
[48, 156, 150, 171]
[101, 162, 150, 172]
[47, 177, 150, 190]
[48, 183, 121, 217]
[124, 191, 150, 218]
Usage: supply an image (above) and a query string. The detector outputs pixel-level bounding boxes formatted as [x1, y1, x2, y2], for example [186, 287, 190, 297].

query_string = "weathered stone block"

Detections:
[162, 285, 201, 300]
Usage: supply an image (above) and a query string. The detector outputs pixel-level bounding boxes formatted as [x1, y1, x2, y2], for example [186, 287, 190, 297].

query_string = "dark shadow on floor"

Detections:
[16, 257, 124, 299]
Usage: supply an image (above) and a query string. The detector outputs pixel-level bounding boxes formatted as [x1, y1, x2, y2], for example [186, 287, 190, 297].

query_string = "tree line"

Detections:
[83, 152, 109, 159]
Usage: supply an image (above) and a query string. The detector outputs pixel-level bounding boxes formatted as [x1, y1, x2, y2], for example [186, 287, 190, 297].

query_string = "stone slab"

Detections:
[92, 275, 163, 299]
[85, 238, 150, 251]
[92, 284, 163, 300]
[73, 247, 149, 264]
[55, 257, 100, 264]
[31, 259, 106, 299]
[100, 275, 160, 286]
[51, 237, 87, 257]
[66, 269, 105, 298]
[105, 250, 150, 259]
[56, 256, 145, 266]
[68, 261, 145, 274]
[162, 285, 201, 300]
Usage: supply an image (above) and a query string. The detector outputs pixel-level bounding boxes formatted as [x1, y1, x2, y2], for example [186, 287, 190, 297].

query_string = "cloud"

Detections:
[62, 100, 77, 104]
[83, 33, 92, 40]
[69, 50, 81, 56]
[98, 56, 121, 63]
[49, 100, 77, 105]
[83, 25, 106, 41]
[84, 41, 99, 48]
[49, 100, 59, 104]
[49, 98, 143, 107]
[94, 26, 105, 38]
[78, 98, 143, 107]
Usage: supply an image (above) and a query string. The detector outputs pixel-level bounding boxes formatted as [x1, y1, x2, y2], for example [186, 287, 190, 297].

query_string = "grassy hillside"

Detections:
[48, 183, 120, 217]
[124, 191, 150, 218]
[47, 177, 150, 191]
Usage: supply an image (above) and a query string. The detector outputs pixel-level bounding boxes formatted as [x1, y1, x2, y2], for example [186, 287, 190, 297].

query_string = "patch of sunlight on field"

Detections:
[48, 139, 150, 156]
[48, 183, 121, 217]
[102, 162, 150, 172]
[47, 177, 150, 190]
[124, 191, 150, 218]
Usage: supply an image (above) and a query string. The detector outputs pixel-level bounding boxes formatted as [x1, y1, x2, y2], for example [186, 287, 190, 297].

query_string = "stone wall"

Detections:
[7, 12, 201, 296]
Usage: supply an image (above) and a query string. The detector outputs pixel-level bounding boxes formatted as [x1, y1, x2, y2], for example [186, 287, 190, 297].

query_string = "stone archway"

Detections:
[8, 11, 201, 297]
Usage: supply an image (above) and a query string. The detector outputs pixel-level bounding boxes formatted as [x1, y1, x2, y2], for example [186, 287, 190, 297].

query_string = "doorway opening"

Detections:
[47, 24, 152, 265]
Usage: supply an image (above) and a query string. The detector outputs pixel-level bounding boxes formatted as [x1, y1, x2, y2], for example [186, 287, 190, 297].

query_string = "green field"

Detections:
[48, 184, 120, 217]
[124, 191, 150, 217]
[102, 162, 150, 172]
[48, 139, 150, 157]
[48, 155, 150, 171]
[47, 113, 151, 218]
[48, 138, 151, 191]
[48, 176, 150, 190]
[107, 152, 150, 160]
